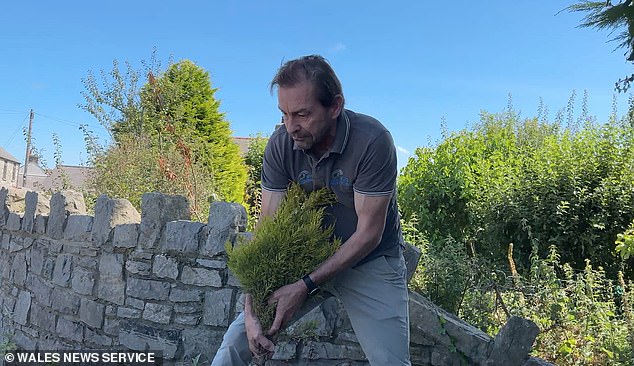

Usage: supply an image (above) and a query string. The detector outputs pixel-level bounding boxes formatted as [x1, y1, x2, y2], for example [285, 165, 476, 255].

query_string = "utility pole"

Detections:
[22, 109, 34, 187]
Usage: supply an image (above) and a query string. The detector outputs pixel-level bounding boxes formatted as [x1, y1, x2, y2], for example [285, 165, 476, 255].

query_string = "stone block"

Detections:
[21, 190, 38, 232]
[105, 305, 117, 316]
[51, 290, 80, 315]
[63, 215, 94, 241]
[11, 252, 27, 286]
[14, 290, 31, 325]
[119, 322, 180, 359]
[181, 328, 225, 365]
[26, 274, 53, 307]
[272, 341, 298, 360]
[62, 243, 81, 254]
[2, 295, 16, 313]
[12, 329, 37, 350]
[10, 236, 33, 253]
[485, 316, 540, 366]
[34, 214, 47, 234]
[431, 349, 463, 366]
[76, 256, 98, 269]
[30, 303, 56, 331]
[153, 255, 179, 279]
[126, 278, 170, 300]
[85, 328, 113, 347]
[202, 202, 247, 257]
[126, 260, 151, 275]
[92, 195, 141, 245]
[403, 241, 421, 283]
[42, 257, 55, 280]
[125, 297, 145, 310]
[97, 253, 125, 305]
[409, 292, 492, 365]
[300, 341, 366, 360]
[56, 316, 84, 342]
[142, 303, 172, 324]
[47, 192, 68, 239]
[0, 232, 9, 250]
[52, 254, 73, 287]
[139, 193, 189, 249]
[161, 220, 204, 254]
[80, 298, 105, 328]
[169, 288, 202, 302]
[29, 243, 47, 276]
[174, 314, 200, 326]
[226, 268, 241, 287]
[181, 266, 222, 287]
[103, 318, 120, 336]
[196, 258, 226, 269]
[174, 302, 201, 314]
[113, 223, 139, 248]
[203, 288, 233, 327]
[0, 186, 8, 226]
[130, 250, 153, 260]
[286, 305, 333, 338]
[6, 212, 21, 231]
[72, 267, 95, 295]
[117, 307, 142, 319]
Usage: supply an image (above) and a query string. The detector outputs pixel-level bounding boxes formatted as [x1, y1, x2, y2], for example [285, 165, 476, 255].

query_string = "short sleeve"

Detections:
[261, 135, 290, 192]
[353, 131, 397, 196]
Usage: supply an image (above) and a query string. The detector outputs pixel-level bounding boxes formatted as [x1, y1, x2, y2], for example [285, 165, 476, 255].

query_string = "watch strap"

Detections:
[302, 274, 320, 296]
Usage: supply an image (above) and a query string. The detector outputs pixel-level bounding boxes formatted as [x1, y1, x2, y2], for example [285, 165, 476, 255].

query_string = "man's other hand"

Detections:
[267, 280, 308, 336]
[245, 311, 275, 357]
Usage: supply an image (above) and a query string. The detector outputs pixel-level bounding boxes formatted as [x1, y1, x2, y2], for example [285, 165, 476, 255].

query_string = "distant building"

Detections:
[0, 146, 20, 187]
[17, 155, 49, 190]
[233, 137, 254, 156]
[17, 155, 92, 192]
[40, 165, 91, 191]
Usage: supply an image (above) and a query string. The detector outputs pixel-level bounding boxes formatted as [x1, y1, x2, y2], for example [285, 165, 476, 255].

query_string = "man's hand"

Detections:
[267, 280, 308, 336]
[245, 311, 275, 358]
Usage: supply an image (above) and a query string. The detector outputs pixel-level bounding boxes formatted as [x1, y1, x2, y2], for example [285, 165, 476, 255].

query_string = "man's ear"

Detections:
[329, 94, 344, 119]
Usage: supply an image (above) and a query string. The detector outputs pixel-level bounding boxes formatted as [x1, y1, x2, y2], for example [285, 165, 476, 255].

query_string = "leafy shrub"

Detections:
[226, 183, 340, 330]
[243, 135, 268, 230]
[616, 220, 634, 260]
[456, 245, 634, 365]
[398, 103, 634, 278]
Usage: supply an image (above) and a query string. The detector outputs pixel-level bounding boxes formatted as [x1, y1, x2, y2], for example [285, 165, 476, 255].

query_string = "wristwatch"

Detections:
[302, 274, 320, 296]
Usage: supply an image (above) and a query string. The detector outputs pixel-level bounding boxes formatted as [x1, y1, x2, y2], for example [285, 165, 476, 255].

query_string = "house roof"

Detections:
[0, 146, 20, 163]
[40, 165, 92, 190]
[233, 137, 254, 156]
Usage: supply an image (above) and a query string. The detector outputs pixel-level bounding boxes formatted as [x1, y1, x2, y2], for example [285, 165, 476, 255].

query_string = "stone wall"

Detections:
[0, 188, 552, 365]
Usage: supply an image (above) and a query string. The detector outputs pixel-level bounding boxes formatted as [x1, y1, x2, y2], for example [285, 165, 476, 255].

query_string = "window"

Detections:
[2, 160, 7, 181]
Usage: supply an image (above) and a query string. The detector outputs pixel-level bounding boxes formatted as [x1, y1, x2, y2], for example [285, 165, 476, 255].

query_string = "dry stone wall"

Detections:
[0, 188, 552, 365]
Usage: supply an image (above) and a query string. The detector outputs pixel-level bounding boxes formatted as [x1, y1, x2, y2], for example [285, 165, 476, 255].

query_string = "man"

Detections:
[212, 55, 410, 365]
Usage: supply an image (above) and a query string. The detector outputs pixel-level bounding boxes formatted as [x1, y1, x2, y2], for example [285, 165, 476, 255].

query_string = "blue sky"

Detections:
[1, 1, 632, 170]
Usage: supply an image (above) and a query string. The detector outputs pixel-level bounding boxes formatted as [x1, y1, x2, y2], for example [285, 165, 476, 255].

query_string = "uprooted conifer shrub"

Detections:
[226, 182, 341, 331]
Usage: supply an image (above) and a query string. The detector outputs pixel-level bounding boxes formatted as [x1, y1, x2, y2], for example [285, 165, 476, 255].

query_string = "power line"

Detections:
[34, 112, 108, 133]
[3, 111, 30, 147]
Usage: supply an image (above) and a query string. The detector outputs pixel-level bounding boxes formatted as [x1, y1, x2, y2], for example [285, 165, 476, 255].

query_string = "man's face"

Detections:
[278, 80, 340, 152]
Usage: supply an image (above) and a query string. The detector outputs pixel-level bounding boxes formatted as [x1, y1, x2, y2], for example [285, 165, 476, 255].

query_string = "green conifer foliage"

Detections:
[226, 183, 341, 330]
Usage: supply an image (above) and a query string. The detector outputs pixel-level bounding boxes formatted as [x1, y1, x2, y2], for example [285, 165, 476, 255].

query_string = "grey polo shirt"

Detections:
[261, 109, 403, 265]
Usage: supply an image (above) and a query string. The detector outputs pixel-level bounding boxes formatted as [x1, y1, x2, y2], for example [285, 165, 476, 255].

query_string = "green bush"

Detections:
[398, 105, 634, 278]
[226, 183, 340, 330]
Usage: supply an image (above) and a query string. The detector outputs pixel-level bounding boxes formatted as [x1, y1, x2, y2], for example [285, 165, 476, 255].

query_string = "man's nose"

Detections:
[285, 117, 300, 133]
